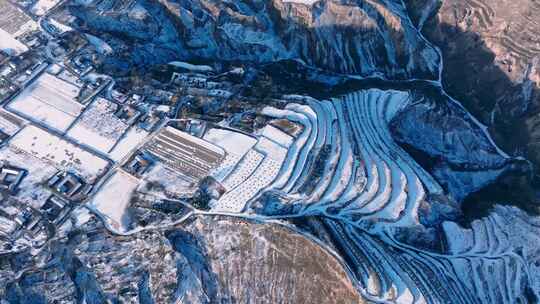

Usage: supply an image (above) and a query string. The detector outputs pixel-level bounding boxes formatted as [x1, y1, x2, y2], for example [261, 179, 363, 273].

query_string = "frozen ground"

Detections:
[7, 73, 83, 132]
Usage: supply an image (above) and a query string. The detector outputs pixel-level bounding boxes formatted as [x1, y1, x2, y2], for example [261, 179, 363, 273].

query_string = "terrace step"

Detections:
[214, 138, 287, 213]
[220, 150, 264, 191]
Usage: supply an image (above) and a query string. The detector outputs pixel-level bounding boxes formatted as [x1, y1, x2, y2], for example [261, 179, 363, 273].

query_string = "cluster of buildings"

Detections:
[0, 0, 299, 251]
[0, 0, 210, 247]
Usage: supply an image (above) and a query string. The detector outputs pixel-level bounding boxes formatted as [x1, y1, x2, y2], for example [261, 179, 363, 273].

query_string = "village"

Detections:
[0, 0, 306, 254]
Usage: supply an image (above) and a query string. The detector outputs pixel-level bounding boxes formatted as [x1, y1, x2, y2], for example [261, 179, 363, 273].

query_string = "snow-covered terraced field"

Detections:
[321, 204, 540, 304]
[212, 135, 288, 212]
[218, 89, 444, 230]
[219, 150, 264, 191]
[206, 127, 258, 183]
[206, 89, 539, 303]
[210, 90, 439, 227]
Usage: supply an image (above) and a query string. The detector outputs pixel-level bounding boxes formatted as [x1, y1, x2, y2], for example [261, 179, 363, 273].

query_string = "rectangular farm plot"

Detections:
[0, 0, 35, 35]
[8, 125, 109, 182]
[203, 128, 257, 156]
[144, 126, 225, 181]
[7, 73, 83, 132]
[203, 128, 257, 181]
[260, 125, 294, 148]
[67, 98, 130, 154]
[89, 169, 139, 232]
[142, 163, 198, 198]
[0, 109, 25, 135]
[108, 126, 149, 162]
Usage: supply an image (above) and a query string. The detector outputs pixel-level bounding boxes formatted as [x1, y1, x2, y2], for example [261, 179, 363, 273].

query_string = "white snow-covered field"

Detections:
[67, 123, 116, 153]
[0, 29, 28, 55]
[210, 152, 242, 182]
[203, 128, 256, 156]
[218, 149, 264, 190]
[258, 125, 294, 148]
[85, 34, 113, 55]
[108, 126, 149, 162]
[66, 98, 129, 153]
[89, 170, 138, 232]
[7, 73, 83, 132]
[0, 216, 17, 236]
[48, 18, 74, 34]
[8, 125, 109, 181]
[256, 136, 289, 161]
[29, 0, 61, 16]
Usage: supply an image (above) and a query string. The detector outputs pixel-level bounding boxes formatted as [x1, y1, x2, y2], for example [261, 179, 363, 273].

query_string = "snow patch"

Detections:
[168, 61, 214, 73]
[85, 34, 113, 55]
[30, 0, 61, 16]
